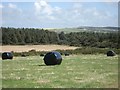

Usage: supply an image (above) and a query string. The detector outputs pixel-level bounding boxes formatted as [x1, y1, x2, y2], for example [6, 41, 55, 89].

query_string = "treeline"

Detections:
[1, 27, 119, 49]
[2, 27, 58, 45]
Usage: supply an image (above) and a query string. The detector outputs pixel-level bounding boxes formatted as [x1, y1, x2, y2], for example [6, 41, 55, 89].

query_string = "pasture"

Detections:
[2, 54, 118, 88]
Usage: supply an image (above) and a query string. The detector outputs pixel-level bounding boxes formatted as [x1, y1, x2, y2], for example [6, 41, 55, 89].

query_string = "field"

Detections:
[44, 27, 117, 33]
[1, 45, 79, 52]
[2, 54, 118, 88]
[45, 28, 83, 33]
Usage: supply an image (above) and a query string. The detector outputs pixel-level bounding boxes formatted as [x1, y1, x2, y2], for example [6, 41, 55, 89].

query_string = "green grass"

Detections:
[2, 54, 118, 88]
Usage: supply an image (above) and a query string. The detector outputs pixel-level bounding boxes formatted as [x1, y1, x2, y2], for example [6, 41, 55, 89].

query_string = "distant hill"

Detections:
[44, 26, 118, 33]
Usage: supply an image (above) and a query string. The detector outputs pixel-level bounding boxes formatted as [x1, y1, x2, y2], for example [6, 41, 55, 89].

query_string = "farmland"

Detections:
[2, 54, 118, 88]
[1, 27, 119, 88]
[44, 27, 118, 33]
[1, 45, 79, 53]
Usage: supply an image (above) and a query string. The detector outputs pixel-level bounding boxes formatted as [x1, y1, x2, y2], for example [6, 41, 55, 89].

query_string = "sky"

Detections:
[0, 0, 119, 28]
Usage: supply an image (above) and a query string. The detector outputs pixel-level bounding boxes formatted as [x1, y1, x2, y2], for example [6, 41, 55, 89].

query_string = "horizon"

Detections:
[1, 26, 119, 30]
[1, 1, 118, 28]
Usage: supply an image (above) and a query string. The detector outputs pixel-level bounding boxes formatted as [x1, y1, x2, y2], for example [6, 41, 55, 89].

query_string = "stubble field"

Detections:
[1, 45, 79, 52]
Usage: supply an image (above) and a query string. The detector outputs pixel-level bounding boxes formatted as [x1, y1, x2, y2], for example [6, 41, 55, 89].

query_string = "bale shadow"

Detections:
[38, 64, 46, 66]
[38, 64, 56, 67]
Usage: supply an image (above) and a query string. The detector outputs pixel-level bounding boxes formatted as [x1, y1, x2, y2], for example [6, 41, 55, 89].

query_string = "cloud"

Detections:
[72, 3, 113, 20]
[34, 0, 62, 20]
[0, 4, 3, 25]
[54, 6, 62, 13]
[2, 3, 23, 26]
[34, 0, 53, 15]
[5, 3, 23, 14]
[84, 8, 101, 17]
[2, 2, 117, 28]
[103, 0, 119, 2]
[0, 4, 4, 8]
[33, 2, 117, 27]
[62, 3, 118, 27]
[0, 4, 3, 16]
[8, 3, 17, 9]
[1, 0, 119, 2]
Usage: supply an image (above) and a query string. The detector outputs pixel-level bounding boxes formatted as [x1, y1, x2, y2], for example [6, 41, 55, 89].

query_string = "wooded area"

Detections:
[1, 27, 119, 49]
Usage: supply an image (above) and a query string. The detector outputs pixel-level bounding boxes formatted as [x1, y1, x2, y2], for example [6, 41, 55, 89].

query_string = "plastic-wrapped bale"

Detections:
[21, 54, 26, 57]
[107, 50, 116, 56]
[43, 51, 62, 65]
[65, 53, 69, 56]
[40, 54, 44, 57]
[2, 52, 13, 60]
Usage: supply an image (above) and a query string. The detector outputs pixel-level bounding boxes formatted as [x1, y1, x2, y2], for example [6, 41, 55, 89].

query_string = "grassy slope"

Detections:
[2, 54, 118, 88]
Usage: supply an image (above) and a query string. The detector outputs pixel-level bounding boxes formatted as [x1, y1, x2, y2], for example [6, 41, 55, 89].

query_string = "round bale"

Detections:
[107, 50, 116, 56]
[40, 54, 44, 57]
[21, 54, 26, 57]
[43, 51, 62, 65]
[2, 52, 13, 60]
[65, 53, 69, 56]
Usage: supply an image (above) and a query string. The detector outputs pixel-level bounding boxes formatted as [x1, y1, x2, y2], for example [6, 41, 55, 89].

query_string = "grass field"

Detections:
[2, 54, 118, 88]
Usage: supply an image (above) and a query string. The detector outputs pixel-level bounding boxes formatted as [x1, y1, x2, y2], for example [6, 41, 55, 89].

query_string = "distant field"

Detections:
[2, 54, 118, 88]
[1, 45, 79, 52]
[45, 28, 83, 33]
[44, 27, 118, 33]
